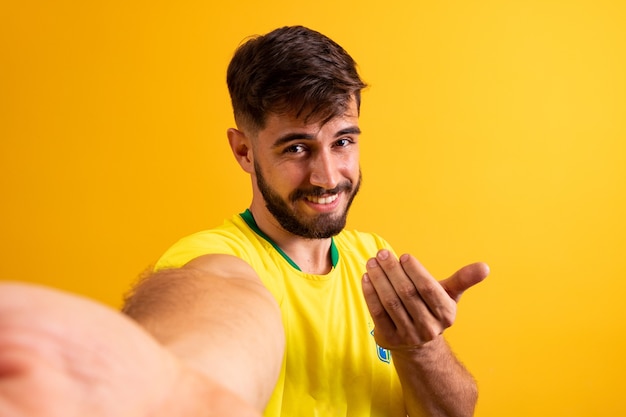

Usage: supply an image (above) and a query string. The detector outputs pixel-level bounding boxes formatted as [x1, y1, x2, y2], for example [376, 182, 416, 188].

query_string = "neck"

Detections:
[246, 205, 334, 275]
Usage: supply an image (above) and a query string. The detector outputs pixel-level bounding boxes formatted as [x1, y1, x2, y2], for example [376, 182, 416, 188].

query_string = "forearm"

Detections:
[392, 336, 477, 417]
[123, 256, 285, 410]
[0, 281, 261, 417]
[155, 363, 262, 417]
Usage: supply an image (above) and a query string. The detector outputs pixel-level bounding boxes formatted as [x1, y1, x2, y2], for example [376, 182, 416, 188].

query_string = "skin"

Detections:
[0, 281, 264, 417]
[123, 255, 285, 410]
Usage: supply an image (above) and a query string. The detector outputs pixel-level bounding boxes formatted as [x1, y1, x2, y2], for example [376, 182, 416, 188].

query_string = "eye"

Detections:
[334, 138, 354, 147]
[284, 144, 306, 154]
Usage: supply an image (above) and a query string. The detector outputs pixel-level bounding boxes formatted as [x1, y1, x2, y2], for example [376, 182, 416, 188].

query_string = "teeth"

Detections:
[306, 194, 338, 204]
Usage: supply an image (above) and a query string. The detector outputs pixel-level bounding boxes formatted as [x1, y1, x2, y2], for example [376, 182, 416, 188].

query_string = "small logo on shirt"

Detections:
[370, 329, 391, 364]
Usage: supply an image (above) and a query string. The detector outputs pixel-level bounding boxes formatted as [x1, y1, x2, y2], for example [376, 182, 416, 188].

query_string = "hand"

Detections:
[0, 282, 260, 417]
[361, 250, 489, 350]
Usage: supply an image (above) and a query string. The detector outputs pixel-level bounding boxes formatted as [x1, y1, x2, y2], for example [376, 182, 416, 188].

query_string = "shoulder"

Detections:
[335, 229, 393, 250]
[334, 229, 395, 261]
[155, 214, 265, 270]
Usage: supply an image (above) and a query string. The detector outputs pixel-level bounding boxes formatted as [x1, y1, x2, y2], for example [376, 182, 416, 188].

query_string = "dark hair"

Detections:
[226, 26, 367, 132]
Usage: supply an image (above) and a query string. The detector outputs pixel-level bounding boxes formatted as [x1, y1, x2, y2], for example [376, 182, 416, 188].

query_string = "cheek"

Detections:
[270, 164, 308, 190]
[342, 154, 360, 177]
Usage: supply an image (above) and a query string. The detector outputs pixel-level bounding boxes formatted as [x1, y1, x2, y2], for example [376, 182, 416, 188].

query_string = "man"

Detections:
[0, 26, 487, 417]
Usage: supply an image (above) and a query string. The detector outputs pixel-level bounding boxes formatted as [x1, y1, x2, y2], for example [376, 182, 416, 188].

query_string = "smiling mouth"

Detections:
[305, 194, 339, 205]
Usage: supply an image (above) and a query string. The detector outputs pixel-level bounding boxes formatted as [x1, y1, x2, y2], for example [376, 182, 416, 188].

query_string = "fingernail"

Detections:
[400, 254, 409, 263]
[367, 258, 378, 268]
[377, 250, 389, 260]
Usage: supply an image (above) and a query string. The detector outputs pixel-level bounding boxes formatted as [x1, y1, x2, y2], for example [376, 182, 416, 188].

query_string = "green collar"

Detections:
[240, 209, 339, 272]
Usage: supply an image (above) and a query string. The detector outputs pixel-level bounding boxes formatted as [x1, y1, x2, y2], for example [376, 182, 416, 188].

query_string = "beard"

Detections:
[254, 160, 361, 239]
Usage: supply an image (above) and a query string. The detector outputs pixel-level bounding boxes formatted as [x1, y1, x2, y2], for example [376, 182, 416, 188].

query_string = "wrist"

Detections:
[389, 335, 448, 362]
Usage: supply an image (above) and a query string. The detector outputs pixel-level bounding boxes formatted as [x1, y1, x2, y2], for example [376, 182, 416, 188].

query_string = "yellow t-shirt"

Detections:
[155, 211, 406, 417]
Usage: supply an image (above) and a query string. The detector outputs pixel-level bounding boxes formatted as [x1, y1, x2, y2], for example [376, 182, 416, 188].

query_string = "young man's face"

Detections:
[251, 98, 362, 239]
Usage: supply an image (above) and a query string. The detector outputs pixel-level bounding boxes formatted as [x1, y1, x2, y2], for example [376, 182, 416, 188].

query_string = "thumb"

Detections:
[440, 262, 489, 302]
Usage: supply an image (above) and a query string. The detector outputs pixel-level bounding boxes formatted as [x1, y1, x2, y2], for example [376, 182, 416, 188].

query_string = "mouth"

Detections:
[305, 194, 339, 205]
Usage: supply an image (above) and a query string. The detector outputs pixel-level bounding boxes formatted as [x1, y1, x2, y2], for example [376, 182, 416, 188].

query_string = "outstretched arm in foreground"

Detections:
[362, 250, 489, 417]
[0, 254, 284, 416]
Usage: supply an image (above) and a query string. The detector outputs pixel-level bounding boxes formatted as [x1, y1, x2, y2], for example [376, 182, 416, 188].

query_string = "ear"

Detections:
[227, 128, 254, 174]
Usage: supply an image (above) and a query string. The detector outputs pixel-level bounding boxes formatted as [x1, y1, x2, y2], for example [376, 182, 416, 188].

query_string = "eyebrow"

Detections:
[271, 126, 362, 149]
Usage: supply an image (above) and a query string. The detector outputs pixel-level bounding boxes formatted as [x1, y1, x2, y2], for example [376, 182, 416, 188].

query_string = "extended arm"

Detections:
[0, 279, 265, 417]
[122, 254, 285, 410]
[0, 254, 284, 417]
[362, 250, 488, 417]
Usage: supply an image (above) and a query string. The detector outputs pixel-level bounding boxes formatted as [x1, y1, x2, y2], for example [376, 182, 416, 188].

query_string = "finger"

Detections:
[364, 253, 414, 331]
[398, 254, 456, 327]
[367, 251, 444, 343]
[361, 273, 396, 332]
[439, 262, 490, 302]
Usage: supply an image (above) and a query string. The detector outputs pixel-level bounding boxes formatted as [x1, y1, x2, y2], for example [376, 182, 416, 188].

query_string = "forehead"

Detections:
[257, 98, 360, 141]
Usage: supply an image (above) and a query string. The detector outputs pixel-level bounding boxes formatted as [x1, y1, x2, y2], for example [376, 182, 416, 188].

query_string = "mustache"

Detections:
[289, 181, 353, 202]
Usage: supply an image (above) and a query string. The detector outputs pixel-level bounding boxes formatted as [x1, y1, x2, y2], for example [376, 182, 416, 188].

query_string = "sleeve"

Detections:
[370, 232, 396, 254]
[154, 230, 248, 271]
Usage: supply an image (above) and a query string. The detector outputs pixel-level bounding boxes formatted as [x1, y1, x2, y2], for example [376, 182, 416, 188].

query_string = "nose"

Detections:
[309, 150, 340, 190]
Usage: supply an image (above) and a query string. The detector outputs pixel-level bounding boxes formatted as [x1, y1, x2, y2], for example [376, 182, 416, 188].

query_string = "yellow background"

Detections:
[2, 1, 625, 415]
